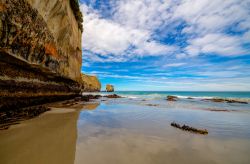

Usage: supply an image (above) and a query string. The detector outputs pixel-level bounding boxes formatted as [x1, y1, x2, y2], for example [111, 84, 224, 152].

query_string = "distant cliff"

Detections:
[81, 73, 101, 92]
[0, 0, 83, 110]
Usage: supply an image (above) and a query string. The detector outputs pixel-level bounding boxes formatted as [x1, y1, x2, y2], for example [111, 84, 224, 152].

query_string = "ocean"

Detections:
[113, 91, 250, 100]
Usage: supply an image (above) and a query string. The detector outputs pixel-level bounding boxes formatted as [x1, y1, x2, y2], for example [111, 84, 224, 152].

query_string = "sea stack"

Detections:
[106, 84, 114, 92]
[80, 73, 101, 92]
[0, 0, 83, 110]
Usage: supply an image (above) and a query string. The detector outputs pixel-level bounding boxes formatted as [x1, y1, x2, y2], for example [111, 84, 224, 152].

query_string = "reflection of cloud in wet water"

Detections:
[78, 109, 122, 129]
[78, 100, 250, 139]
[75, 127, 250, 164]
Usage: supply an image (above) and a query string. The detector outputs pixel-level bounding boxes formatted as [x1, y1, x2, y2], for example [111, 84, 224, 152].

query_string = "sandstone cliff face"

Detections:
[81, 74, 101, 92]
[0, 0, 83, 110]
[0, 0, 82, 81]
[106, 84, 114, 92]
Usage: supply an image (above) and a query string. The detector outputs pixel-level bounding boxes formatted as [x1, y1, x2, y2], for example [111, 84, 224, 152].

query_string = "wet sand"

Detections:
[0, 98, 250, 164]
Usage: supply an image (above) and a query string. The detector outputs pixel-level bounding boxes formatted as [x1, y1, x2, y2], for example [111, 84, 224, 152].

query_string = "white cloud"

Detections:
[113, 0, 172, 31]
[163, 62, 186, 67]
[186, 33, 247, 56]
[80, 3, 176, 62]
[80, 0, 250, 62]
[174, 0, 250, 34]
[173, 0, 250, 57]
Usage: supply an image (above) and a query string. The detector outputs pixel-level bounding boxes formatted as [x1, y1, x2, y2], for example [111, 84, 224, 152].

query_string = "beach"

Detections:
[1, 92, 250, 164]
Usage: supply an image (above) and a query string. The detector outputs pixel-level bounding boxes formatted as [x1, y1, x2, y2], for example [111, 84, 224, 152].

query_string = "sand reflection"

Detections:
[75, 103, 250, 164]
[0, 101, 100, 164]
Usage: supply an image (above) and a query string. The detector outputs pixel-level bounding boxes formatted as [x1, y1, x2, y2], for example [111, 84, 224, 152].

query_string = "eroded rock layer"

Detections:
[0, 0, 83, 110]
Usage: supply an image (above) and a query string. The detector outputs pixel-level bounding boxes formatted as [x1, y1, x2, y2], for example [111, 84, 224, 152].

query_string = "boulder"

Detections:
[104, 94, 122, 98]
[203, 98, 248, 104]
[166, 95, 178, 101]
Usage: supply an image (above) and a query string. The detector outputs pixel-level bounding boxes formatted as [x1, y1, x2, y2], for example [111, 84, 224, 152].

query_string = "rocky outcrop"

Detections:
[0, 0, 83, 110]
[106, 84, 114, 92]
[202, 98, 248, 104]
[166, 95, 178, 101]
[104, 94, 122, 98]
[80, 73, 101, 92]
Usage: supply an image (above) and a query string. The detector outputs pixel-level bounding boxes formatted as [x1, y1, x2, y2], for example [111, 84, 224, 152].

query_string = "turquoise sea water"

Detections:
[110, 91, 250, 100]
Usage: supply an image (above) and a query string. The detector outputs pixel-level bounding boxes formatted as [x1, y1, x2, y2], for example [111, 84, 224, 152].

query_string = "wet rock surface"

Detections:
[80, 95, 102, 101]
[171, 122, 208, 135]
[166, 95, 178, 101]
[104, 94, 122, 98]
[0, 105, 50, 130]
[203, 98, 248, 104]
[146, 104, 159, 106]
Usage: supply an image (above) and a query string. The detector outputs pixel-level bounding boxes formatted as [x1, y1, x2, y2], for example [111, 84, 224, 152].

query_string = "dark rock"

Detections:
[146, 104, 158, 106]
[203, 98, 248, 104]
[81, 95, 101, 101]
[104, 94, 122, 98]
[226, 99, 248, 104]
[171, 122, 208, 135]
[0, 105, 50, 130]
[167, 95, 178, 101]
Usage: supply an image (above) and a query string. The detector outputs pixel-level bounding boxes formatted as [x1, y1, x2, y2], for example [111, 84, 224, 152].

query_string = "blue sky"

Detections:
[79, 0, 250, 91]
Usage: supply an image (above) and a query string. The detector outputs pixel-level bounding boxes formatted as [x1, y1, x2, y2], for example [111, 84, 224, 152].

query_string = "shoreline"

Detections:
[1, 92, 250, 130]
[1, 95, 250, 164]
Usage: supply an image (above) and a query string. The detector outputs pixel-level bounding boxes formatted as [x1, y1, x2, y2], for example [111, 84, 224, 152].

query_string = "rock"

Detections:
[0, 0, 84, 110]
[146, 104, 158, 106]
[203, 98, 225, 102]
[106, 84, 114, 92]
[80, 73, 101, 92]
[81, 95, 101, 101]
[104, 94, 122, 98]
[187, 97, 194, 99]
[0, 105, 50, 130]
[166, 95, 178, 101]
[171, 122, 208, 135]
[203, 98, 248, 104]
[226, 99, 248, 104]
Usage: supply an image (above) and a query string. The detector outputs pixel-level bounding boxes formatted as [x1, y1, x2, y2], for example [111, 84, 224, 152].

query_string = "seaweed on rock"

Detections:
[171, 122, 208, 135]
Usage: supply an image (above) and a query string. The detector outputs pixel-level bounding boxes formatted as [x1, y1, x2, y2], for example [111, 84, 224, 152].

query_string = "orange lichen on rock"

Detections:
[0, 3, 6, 11]
[45, 43, 59, 59]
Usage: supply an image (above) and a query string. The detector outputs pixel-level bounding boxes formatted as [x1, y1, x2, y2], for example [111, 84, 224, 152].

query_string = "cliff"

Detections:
[81, 73, 101, 92]
[0, 0, 83, 110]
[106, 84, 114, 92]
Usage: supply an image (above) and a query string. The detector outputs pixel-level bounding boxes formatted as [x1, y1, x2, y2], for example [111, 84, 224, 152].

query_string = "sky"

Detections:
[79, 0, 250, 91]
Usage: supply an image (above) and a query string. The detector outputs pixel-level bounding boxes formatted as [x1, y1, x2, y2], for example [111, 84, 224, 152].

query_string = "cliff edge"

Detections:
[0, 0, 83, 110]
[80, 73, 101, 92]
